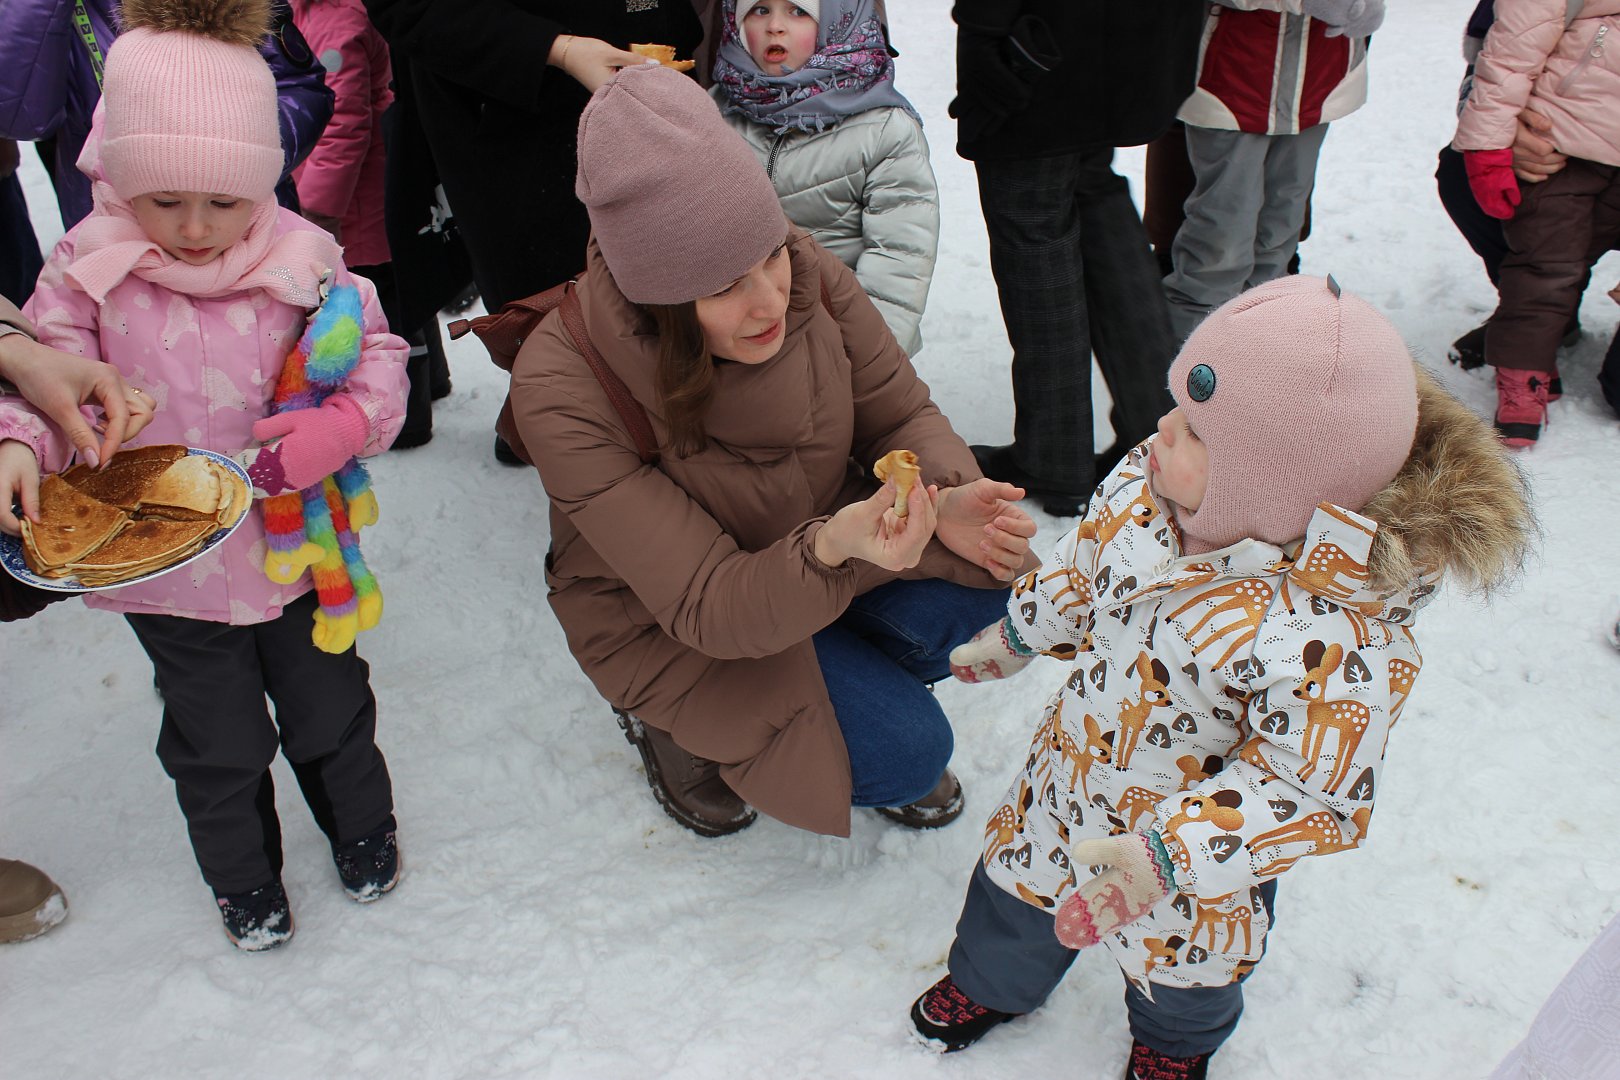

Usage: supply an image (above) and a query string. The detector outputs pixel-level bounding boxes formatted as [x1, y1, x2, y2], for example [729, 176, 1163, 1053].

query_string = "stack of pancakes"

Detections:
[20, 445, 250, 586]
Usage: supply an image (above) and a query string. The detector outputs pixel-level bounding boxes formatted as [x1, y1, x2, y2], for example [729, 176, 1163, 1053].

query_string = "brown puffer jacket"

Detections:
[508, 230, 1009, 836]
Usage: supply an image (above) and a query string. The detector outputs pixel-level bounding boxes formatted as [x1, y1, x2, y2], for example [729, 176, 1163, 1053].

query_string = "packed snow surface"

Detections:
[5, 1, 1619, 1076]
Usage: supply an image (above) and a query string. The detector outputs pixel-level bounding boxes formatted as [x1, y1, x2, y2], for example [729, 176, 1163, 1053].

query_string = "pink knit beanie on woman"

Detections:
[1167, 276, 1419, 552]
[98, 0, 282, 202]
[575, 63, 787, 305]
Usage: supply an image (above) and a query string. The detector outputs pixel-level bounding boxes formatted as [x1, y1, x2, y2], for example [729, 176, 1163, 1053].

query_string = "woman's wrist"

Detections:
[811, 521, 845, 568]
[548, 33, 575, 70]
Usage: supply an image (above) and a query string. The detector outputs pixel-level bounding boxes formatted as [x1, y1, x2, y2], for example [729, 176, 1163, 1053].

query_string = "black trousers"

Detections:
[126, 592, 394, 895]
[974, 147, 1175, 493]
[1436, 145, 1509, 285]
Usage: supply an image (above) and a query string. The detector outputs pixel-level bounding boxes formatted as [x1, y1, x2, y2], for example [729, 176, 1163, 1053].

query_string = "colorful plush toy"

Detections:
[258, 283, 382, 653]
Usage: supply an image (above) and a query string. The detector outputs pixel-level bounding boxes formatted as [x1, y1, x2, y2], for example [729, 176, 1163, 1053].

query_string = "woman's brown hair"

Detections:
[644, 301, 712, 458]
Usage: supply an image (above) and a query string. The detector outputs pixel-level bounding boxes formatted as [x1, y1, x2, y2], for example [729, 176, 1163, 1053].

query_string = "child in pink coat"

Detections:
[0, 0, 408, 951]
[1453, 0, 1620, 447]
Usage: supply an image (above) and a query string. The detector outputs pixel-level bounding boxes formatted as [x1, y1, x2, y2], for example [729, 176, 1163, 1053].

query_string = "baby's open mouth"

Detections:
[765, 45, 787, 60]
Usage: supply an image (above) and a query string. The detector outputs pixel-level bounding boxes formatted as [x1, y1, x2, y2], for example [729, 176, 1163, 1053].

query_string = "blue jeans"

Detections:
[813, 579, 1009, 808]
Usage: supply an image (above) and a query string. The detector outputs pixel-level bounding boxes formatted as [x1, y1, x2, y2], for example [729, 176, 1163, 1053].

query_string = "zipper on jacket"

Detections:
[765, 135, 787, 180]
[1554, 22, 1609, 97]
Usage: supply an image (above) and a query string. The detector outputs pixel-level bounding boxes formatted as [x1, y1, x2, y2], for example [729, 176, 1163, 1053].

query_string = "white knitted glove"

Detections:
[949, 616, 1037, 683]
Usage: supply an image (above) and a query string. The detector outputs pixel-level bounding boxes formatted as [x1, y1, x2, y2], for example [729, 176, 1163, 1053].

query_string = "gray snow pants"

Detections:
[1163, 123, 1331, 343]
[947, 862, 1278, 1058]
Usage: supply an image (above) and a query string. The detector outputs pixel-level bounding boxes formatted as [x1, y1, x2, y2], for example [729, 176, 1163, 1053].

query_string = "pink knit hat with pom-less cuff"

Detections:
[1167, 275, 1419, 552]
[98, 25, 281, 202]
[575, 63, 787, 306]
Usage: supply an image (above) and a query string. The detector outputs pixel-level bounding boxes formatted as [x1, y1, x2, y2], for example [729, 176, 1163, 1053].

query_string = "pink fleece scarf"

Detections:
[63, 180, 339, 308]
[63, 115, 338, 307]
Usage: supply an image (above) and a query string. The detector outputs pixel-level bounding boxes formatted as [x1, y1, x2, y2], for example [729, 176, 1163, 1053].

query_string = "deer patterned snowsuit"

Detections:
[982, 441, 1432, 993]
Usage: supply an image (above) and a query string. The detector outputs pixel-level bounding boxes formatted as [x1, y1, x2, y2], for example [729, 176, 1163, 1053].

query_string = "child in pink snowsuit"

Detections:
[1453, 0, 1620, 447]
[0, 0, 408, 951]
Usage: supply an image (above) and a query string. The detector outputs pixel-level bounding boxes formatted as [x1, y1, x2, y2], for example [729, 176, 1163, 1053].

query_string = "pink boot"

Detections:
[1494, 368, 1551, 449]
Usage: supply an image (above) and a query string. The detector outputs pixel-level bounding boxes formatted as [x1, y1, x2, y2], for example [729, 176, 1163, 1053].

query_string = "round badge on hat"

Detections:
[1186, 363, 1216, 402]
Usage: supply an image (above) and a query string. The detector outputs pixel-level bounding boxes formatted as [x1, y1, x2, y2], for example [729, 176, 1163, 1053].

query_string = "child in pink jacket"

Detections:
[1454, 0, 1620, 447]
[0, 0, 408, 951]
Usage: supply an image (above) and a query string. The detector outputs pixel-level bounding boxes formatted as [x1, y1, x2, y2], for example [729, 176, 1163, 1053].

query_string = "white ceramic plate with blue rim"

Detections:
[0, 447, 252, 594]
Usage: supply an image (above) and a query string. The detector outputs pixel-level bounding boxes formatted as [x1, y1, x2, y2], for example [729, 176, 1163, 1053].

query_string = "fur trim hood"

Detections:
[1362, 365, 1536, 595]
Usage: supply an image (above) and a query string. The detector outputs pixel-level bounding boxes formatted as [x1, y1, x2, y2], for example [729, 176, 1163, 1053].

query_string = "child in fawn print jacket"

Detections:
[907, 277, 1535, 1078]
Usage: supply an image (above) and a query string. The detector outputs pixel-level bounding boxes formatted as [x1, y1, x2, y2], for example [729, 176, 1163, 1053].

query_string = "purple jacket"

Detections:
[0, 0, 333, 228]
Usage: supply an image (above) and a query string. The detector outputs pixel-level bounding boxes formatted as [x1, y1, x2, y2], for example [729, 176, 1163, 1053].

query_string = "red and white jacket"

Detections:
[1178, 1, 1369, 135]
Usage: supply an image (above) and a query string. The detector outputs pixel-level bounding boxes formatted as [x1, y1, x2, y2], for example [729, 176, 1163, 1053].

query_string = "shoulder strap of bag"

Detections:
[558, 286, 661, 466]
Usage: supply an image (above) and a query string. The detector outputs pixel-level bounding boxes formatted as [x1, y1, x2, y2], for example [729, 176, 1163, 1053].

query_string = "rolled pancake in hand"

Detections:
[629, 43, 696, 71]
[872, 450, 921, 517]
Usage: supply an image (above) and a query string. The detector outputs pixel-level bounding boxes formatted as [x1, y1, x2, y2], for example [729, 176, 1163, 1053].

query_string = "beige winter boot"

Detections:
[0, 859, 68, 944]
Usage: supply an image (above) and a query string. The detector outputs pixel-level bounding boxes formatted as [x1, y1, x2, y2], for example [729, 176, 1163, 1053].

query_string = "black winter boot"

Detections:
[392, 344, 434, 450]
[1124, 1040, 1211, 1080]
[332, 822, 401, 902]
[910, 973, 1018, 1052]
[215, 880, 294, 952]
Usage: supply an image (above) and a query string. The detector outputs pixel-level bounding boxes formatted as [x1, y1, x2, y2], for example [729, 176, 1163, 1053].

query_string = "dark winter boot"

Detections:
[332, 822, 401, 903]
[424, 318, 453, 401]
[614, 710, 757, 837]
[0, 859, 67, 944]
[875, 768, 964, 829]
[1598, 326, 1620, 420]
[909, 974, 1018, 1052]
[970, 443, 1088, 517]
[1448, 322, 1487, 370]
[215, 880, 294, 952]
[391, 344, 434, 450]
[1494, 367, 1551, 449]
[1124, 1040, 1211, 1080]
[493, 433, 525, 466]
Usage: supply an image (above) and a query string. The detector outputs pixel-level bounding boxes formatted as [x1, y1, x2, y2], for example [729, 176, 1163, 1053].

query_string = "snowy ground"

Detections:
[6, 2, 1620, 1077]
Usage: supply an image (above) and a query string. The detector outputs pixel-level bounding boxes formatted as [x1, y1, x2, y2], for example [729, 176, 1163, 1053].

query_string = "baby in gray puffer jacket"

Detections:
[711, 0, 938, 357]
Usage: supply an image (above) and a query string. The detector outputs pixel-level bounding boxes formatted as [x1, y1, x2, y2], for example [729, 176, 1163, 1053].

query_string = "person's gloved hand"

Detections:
[1465, 148, 1522, 219]
[948, 15, 1061, 144]
[239, 395, 369, 497]
[1302, 0, 1385, 37]
[949, 616, 1036, 683]
[1053, 831, 1178, 950]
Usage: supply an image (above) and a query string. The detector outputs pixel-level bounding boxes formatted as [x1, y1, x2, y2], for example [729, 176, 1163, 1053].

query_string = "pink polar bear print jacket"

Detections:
[1453, 0, 1620, 167]
[0, 208, 408, 625]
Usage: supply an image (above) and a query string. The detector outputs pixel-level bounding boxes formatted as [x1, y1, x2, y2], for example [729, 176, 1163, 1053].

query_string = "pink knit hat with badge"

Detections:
[575, 63, 787, 305]
[1167, 276, 1419, 551]
[98, 0, 281, 202]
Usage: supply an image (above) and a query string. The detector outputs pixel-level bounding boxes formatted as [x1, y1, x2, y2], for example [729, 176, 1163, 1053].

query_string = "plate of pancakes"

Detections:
[1, 444, 252, 593]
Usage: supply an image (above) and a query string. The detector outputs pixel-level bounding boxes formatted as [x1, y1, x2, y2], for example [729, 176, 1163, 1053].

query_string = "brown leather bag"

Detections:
[448, 280, 659, 467]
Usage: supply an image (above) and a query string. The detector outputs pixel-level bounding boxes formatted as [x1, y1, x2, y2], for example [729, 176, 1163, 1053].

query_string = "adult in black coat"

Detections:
[363, 1, 706, 461]
[950, 0, 1204, 517]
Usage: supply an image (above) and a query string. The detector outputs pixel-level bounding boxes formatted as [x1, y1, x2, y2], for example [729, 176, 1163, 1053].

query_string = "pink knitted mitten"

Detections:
[243, 394, 369, 497]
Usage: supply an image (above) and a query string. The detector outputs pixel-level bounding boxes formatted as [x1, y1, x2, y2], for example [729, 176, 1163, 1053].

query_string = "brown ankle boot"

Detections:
[0, 859, 68, 944]
[615, 711, 757, 837]
[875, 768, 965, 829]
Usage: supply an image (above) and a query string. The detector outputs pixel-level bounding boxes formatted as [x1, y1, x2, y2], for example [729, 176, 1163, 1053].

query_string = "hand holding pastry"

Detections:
[814, 477, 936, 572]
[872, 450, 921, 517]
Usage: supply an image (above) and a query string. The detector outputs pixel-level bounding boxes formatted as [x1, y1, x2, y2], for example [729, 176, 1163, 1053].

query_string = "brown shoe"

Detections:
[875, 768, 964, 829]
[615, 710, 757, 837]
[0, 859, 68, 944]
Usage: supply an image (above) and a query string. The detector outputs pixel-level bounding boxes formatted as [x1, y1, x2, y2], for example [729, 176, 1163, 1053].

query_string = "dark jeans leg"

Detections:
[1436, 145, 1507, 286]
[814, 580, 1008, 807]
[1123, 878, 1279, 1058]
[126, 612, 286, 894]
[0, 171, 44, 302]
[257, 594, 394, 848]
[947, 861, 1078, 1014]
